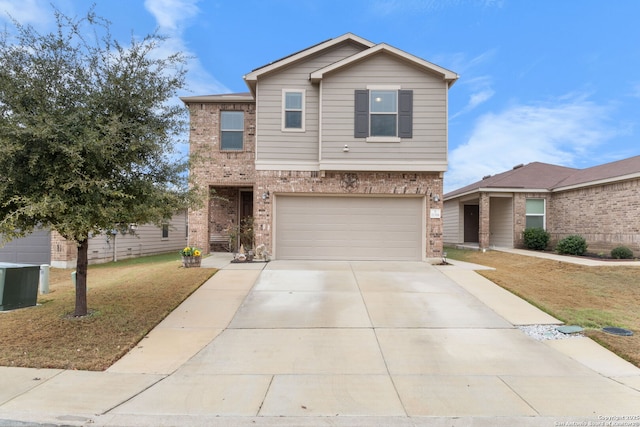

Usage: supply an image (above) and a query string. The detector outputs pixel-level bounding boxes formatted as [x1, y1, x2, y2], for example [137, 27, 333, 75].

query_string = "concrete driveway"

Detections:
[2, 258, 640, 426]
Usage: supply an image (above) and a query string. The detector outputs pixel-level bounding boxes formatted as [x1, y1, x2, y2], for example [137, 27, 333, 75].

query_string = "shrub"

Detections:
[523, 227, 550, 250]
[611, 246, 634, 259]
[556, 235, 588, 256]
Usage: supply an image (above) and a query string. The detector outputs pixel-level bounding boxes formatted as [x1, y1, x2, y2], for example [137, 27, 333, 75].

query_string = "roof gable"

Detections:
[243, 33, 374, 94]
[310, 43, 458, 87]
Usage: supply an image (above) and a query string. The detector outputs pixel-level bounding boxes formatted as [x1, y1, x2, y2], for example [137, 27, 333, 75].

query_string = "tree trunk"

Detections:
[74, 239, 89, 316]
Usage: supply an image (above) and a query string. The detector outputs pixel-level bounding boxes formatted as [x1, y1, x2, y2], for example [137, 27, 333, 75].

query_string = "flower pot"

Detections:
[182, 256, 202, 268]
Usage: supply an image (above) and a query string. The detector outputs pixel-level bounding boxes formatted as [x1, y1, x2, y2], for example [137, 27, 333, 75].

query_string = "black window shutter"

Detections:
[398, 90, 413, 138]
[354, 90, 369, 138]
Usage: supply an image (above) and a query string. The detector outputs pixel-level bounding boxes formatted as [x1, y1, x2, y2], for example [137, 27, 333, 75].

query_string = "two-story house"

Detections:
[182, 33, 458, 261]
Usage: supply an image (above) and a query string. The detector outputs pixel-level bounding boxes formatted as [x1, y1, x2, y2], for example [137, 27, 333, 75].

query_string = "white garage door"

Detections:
[275, 196, 423, 261]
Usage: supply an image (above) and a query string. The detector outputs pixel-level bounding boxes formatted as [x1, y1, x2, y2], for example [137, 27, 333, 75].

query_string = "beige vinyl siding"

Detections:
[442, 199, 460, 244]
[489, 196, 513, 248]
[256, 42, 366, 164]
[86, 212, 188, 264]
[320, 53, 448, 164]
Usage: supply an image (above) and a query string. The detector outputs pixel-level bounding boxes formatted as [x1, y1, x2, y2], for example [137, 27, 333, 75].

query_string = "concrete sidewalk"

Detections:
[1, 256, 639, 426]
[495, 247, 640, 266]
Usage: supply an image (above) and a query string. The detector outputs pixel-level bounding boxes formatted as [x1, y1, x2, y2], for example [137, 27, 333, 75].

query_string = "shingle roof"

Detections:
[445, 155, 640, 199]
[553, 155, 640, 189]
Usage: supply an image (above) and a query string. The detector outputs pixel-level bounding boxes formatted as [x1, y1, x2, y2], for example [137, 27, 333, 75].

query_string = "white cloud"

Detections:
[0, 0, 49, 26]
[451, 85, 495, 119]
[144, 0, 199, 33]
[143, 0, 227, 96]
[445, 96, 616, 193]
[439, 50, 497, 119]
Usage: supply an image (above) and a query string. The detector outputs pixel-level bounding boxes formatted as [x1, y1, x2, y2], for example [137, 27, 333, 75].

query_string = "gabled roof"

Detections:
[310, 43, 458, 87]
[243, 33, 375, 95]
[445, 155, 640, 200]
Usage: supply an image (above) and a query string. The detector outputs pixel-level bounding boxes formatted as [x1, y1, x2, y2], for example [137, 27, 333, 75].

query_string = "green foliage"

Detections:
[230, 216, 255, 252]
[556, 235, 588, 256]
[611, 246, 634, 259]
[523, 227, 550, 250]
[0, 6, 195, 315]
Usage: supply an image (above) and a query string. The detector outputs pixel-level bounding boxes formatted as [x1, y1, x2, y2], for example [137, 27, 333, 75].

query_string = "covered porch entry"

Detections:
[458, 194, 514, 249]
[208, 186, 254, 252]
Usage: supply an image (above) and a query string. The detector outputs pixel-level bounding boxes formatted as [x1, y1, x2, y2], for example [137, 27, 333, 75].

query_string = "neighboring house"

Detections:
[0, 228, 51, 265]
[1, 212, 188, 267]
[443, 156, 640, 255]
[182, 33, 458, 261]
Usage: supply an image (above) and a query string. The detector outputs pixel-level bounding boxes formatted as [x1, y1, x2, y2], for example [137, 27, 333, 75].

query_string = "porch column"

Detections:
[478, 192, 490, 250]
[188, 202, 209, 255]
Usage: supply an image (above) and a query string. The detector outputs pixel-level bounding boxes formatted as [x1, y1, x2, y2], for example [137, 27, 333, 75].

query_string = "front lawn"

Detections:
[446, 247, 640, 367]
[0, 253, 216, 371]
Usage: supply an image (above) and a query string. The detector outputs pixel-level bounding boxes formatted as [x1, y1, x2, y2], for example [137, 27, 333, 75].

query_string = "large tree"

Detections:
[0, 8, 196, 316]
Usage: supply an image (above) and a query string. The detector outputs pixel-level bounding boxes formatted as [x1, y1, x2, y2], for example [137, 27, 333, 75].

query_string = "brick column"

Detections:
[188, 203, 208, 254]
[478, 192, 490, 250]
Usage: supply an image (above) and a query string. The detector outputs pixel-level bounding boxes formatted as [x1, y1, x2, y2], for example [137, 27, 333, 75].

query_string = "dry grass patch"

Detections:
[445, 248, 640, 367]
[0, 254, 216, 371]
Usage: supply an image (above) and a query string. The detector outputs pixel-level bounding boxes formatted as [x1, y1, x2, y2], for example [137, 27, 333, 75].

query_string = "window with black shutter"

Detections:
[354, 89, 412, 139]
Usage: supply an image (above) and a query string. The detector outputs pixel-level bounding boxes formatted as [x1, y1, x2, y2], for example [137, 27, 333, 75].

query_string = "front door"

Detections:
[238, 191, 254, 250]
[464, 205, 480, 243]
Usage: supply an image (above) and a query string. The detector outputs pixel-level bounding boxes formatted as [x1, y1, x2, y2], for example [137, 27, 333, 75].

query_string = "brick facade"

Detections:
[547, 179, 640, 254]
[488, 183, 640, 255]
[253, 170, 444, 259]
[50, 230, 77, 269]
[512, 192, 549, 249]
[185, 100, 256, 253]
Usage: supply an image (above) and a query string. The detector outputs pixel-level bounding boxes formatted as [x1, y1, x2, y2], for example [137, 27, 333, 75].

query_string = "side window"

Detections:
[220, 111, 244, 151]
[161, 223, 169, 239]
[282, 90, 305, 131]
[355, 89, 412, 139]
[525, 199, 545, 229]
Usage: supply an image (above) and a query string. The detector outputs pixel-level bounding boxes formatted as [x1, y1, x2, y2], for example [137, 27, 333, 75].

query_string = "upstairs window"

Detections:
[220, 111, 244, 150]
[355, 89, 412, 140]
[282, 90, 305, 131]
[370, 90, 397, 136]
[525, 199, 545, 229]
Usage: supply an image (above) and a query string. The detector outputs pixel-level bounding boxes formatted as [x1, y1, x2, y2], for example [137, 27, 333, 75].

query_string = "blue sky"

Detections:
[1, 0, 638, 192]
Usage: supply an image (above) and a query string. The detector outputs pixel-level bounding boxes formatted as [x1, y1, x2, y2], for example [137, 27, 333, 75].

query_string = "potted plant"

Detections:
[180, 246, 202, 268]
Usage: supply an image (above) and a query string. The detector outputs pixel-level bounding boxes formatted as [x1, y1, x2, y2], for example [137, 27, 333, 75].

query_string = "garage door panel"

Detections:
[275, 196, 423, 261]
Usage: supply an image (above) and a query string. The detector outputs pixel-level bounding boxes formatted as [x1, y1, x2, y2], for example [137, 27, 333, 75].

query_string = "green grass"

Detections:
[0, 255, 216, 371]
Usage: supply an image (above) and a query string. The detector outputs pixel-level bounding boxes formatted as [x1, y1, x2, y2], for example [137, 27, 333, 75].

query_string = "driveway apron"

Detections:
[110, 260, 640, 420]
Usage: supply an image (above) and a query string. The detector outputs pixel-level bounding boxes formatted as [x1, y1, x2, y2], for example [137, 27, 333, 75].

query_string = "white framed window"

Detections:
[370, 90, 397, 137]
[282, 89, 305, 131]
[525, 199, 545, 229]
[161, 223, 169, 239]
[220, 111, 244, 151]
